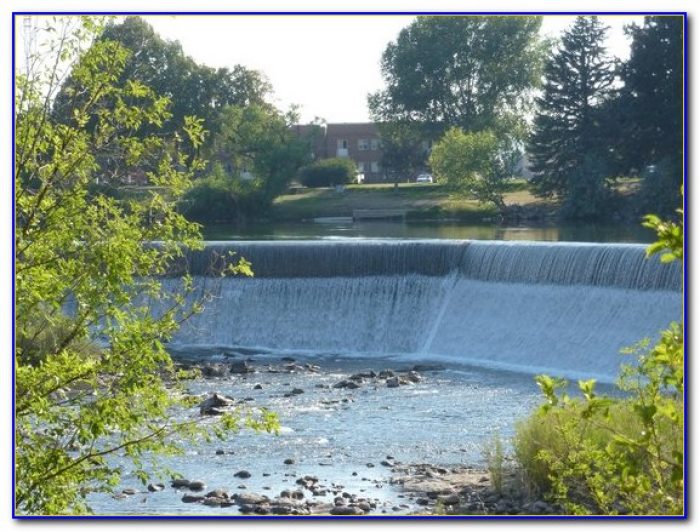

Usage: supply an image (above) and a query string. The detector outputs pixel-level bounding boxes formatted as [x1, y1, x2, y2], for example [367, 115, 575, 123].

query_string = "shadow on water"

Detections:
[203, 221, 656, 243]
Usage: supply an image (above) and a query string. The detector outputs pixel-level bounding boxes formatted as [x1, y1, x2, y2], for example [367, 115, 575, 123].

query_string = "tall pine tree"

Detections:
[619, 16, 684, 216]
[527, 16, 616, 217]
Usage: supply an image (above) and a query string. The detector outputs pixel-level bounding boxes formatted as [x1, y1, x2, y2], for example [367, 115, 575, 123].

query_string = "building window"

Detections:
[370, 161, 380, 173]
[337, 139, 348, 149]
[357, 162, 365, 172]
[358, 139, 369, 151]
[370, 138, 381, 151]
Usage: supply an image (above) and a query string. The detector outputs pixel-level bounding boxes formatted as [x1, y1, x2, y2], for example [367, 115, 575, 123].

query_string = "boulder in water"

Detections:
[201, 363, 229, 378]
[199, 393, 235, 415]
[230, 360, 254, 374]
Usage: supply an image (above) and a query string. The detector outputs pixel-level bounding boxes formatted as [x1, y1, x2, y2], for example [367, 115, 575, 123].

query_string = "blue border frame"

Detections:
[11, 10, 689, 521]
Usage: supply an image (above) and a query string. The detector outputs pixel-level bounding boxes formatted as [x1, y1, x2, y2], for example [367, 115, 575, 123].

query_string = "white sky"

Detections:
[139, 14, 644, 123]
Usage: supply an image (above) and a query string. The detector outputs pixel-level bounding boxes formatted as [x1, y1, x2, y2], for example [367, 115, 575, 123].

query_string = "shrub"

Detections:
[181, 164, 269, 223]
[298, 157, 357, 187]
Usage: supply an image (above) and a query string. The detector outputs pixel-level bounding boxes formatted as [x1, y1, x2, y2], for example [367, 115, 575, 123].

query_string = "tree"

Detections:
[369, 16, 544, 136]
[15, 18, 276, 515]
[429, 128, 517, 212]
[207, 104, 312, 207]
[527, 16, 617, 218]
[373, 120, 430, 184]
[619, 16, 684, 215]
[53, 16, 272, 158]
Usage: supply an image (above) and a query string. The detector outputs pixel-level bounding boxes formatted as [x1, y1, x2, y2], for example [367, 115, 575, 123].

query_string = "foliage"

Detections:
[514, 201, 684, 515]
[181, 163, 267, 224]
[369, 15, 544, 139]
[527, 16, 617, 214]
[642, 189, 684, 263]
[483, 435, 506, 495]
[15, 18, 278, 515]
[207, 104, 311, 207]
[374, 120, 429, 183]
[618, 17, 684, 172]
[298, 157, 357, 188]
[53, 16, 271, 149]
[429, 128, 519, 212]
[558, 155, 616, 220]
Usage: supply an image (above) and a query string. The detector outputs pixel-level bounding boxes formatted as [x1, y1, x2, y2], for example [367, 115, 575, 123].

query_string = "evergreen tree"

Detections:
[619, 16, 684, 216]
[528, 16, 616, 214]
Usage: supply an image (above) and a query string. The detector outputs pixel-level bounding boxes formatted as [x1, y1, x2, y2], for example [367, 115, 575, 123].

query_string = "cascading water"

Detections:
[164, 240, 682, 383]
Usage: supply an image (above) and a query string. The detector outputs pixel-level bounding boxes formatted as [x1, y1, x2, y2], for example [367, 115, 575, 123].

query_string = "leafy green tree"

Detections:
[619, 16, 684, 215]
[374, 120, 430, 184]
[429, 128, 519, 212]
[527, 16, 616, 216]
[53, 16, 271, 158]
[15, 18, 276, 515]
[298, 157, 357, 188]
[369, 16, 544, 135]
[207, 104, 312, 207]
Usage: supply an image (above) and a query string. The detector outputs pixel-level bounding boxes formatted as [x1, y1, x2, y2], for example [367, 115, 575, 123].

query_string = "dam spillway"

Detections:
[164, 240, 682, 382]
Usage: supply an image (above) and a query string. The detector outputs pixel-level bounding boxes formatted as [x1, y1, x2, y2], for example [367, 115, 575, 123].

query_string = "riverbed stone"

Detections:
[284, 458, 295, 465]
[406, 371, 422, 383]
[188, 480, 206, 491]
[230, 360, 253, 374]
[205, 489, 229, 499]
[147, 483, 165, 492]
[438, 493, 460, 505]
[237, 492, 268, 505]
[201, 363, 229, 378]
[234, 470, 252, 479]
[199, 393, 235, 415]
[333, 380, 360, 390]
[181, 494, 204, 503]
[171, 478, 191, 489]
[386, 377, 401, 388]
[330, 505, 364, 515]
[121, 488, 137, 496]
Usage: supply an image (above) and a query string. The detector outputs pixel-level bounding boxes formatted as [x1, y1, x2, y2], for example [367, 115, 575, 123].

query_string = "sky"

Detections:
[138, 14, 645, 123]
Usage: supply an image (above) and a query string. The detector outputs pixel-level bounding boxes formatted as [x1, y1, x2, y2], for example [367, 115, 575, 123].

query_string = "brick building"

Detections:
[292, 122, 387, 183]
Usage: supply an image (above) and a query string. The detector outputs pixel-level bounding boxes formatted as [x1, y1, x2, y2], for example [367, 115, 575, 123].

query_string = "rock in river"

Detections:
[230, 360, 254, 374]
[188, 480, 207, 491]
[234, 470, 252, 479]
[237, 492, 269, 505]
[199, 393, 235, 415]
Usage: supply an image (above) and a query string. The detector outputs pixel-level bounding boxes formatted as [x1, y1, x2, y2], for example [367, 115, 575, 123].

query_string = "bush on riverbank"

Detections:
[298, 157, 357, 188]
[182, 164, 269, 223]
[514, 199, 684, 515]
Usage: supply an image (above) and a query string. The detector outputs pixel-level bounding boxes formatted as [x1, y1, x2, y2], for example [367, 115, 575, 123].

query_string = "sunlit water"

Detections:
[88, 355, 545, 516]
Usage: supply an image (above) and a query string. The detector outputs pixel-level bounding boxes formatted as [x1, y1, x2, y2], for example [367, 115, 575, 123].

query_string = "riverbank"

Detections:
[271, 182, 554, 223]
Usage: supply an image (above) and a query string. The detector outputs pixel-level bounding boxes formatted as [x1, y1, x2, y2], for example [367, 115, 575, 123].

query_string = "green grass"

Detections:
[272, 181, 547, 222]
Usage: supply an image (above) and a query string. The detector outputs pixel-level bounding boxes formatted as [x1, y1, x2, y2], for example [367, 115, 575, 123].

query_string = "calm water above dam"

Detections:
[203, 221, 656, 243]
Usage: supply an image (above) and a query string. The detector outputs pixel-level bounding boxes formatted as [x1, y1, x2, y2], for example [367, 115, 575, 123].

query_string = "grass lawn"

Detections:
[272, 181, 551, 222]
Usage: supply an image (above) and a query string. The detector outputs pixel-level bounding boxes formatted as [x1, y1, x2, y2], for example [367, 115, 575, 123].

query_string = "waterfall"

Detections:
[163, 240, 682, 382]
